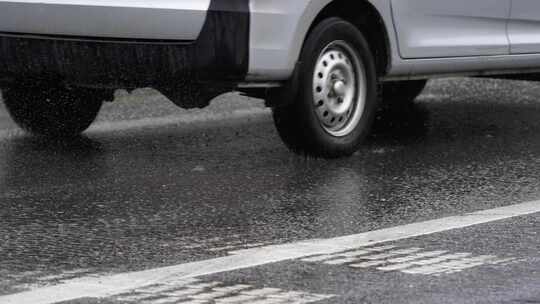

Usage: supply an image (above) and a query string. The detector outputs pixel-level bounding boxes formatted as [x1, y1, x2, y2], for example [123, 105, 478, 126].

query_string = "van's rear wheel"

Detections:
[272, 17, 378, 158]
[3, 83, 104, 137]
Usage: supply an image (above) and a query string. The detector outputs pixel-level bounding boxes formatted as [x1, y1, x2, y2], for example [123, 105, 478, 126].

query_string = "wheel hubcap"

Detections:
[313, 41, 367, 137]
[333, 80, 347, 97]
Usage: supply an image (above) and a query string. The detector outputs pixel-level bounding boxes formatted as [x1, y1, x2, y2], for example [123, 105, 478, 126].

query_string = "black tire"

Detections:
[272, 17, 378, 158]
[381, 80, 427, 109]
[3, 83, 104, 137]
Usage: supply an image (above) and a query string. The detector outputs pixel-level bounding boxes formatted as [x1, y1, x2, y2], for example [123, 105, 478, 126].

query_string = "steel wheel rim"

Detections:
[312, 40, 367, 137]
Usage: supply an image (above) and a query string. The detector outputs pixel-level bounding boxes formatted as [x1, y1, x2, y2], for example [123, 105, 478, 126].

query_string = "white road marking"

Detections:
[2, 199, 539, 304]
[324, 255, 369, 265]
[113, 279, 332, 304]
[400, 254, 519, 275]
[386, 250, 447, 264]
[355, 248, 423, 260]
[248, 298, 289, 304]
[190, 285, 251, 300]
[242, 288, 283, 297]
[162, 289, 204, 298]
[303, 245, 520, 275]
[302, 246, 395, 265]
[215, 294, 258, 303]
[116, 293, 156, 302]
[299, 245, 396, 263]
[378, 251, 451, 271]
[323, 247, 420, 265]
[410, 253, 472, 266]
[134, 284, 185, 294]
[141, 298, 180, 304]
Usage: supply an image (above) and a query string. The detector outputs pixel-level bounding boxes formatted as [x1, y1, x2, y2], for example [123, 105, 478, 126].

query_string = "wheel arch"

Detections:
[247, 0, 394, 81]
[308, 0, 392, 76]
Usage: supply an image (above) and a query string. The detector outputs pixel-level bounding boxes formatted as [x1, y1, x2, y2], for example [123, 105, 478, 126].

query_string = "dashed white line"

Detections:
[1, 199, 539, 304]
[400, 254, 513, 275]
[386, 250, 447, 264]
[357, 248, 423, 260]
[114, 279, 332, 304]
[305, 245, 520, 275]
[411, 253, 472, 266]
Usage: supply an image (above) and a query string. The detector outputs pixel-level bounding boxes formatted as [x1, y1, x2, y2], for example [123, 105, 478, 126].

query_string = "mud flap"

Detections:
[158, 0, 250, 108]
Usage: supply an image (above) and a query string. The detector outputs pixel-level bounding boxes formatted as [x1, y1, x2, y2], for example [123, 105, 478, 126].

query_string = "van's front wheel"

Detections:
[272, 17, 378, 158]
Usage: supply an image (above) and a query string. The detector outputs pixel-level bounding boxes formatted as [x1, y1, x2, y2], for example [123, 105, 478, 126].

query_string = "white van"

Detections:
[1, 0, 538, 157]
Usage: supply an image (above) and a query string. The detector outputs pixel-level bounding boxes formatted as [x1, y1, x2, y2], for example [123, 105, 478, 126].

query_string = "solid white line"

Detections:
[2, 199, 539, 304]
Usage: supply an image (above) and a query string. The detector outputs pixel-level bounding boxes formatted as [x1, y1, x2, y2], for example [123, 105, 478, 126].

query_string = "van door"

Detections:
[391, 0, 511, 58]
[508, 0, 540, 54]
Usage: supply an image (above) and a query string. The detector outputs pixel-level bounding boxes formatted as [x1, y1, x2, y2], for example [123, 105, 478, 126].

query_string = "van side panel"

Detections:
[0, 0, 211, 40]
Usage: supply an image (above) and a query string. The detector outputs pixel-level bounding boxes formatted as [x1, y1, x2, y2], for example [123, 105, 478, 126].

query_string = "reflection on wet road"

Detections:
[0, 78, 539, 303]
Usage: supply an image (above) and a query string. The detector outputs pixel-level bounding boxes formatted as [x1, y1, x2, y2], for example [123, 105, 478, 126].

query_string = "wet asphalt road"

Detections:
[0, 78, 539, 304]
